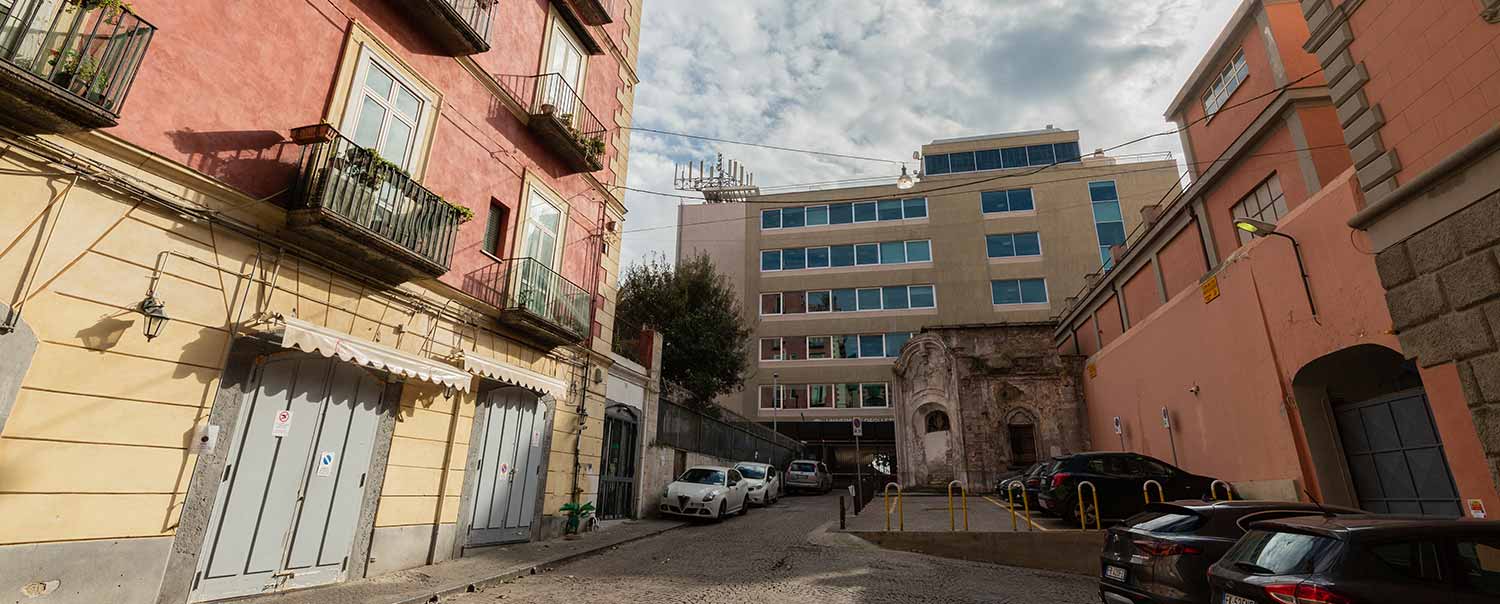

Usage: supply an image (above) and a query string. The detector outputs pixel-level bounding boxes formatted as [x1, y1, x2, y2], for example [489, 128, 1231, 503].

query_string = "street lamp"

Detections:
[139, 296, 169, 341]
[1234, 218, 1318, 317]
[771, 372, 780, 437]
[895, 164, 915, 190]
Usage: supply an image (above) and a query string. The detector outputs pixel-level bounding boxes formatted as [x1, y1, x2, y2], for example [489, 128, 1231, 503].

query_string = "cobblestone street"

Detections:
[447, 494, 1097, 604]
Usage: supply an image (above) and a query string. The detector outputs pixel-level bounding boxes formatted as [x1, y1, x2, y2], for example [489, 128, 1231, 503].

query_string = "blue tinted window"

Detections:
[761, 250, 781, 271]
[1008, 189, 1034, 211]
[1001, 146, 1028, 168]
[1019, 278, 1048, 303]
[807, 290, 830, 311]
[981, 190, 1009, 213]
[829, 203, 854, 224]
[1026, 144, 1056, 166]
[925, 153, 950, 175]
[805, 205, 829, 226]
[882, 286, 909, 310]
[806, 246, 830, 268]
[879, 241, 906, 264]
[976, 149, 1002, 171]
[1014, 232, 1041, 256]
[987, 234, 1015, 258]
[833, 289, 858, 312]
[1097, 222, 1127, 246]
[1089, 181, 1119, 202]
[885, 332, 912, 357]
[909, 285, 935, 308]
[1054, 141, 1082, 163]
[839, 335, 860, 358]
[761, 209, 780, 229]
[948, 151, 976, 173]
[991, 280, 1022, 305]
[906, 240, 932, 262]
[903, 198, 927, 218]
[781, 206, 805, 228]
[830, 245, 855, 267]
[853, 202, 878, 222]
[855, 243, 879, 265]
[859, 334, 885, 358]
[783, 247, 806, 270]
[878, 199, 904, 221]
[857, 288, 882, 311]
[1092, 201, 1123, 222]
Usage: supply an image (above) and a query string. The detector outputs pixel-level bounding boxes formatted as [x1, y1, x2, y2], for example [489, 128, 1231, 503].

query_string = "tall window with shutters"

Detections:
[483, 201, 509, 258]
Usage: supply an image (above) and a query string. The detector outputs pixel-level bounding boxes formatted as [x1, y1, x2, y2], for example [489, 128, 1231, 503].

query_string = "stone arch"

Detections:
[1001, 405, 1041, 467]
[893, 334, 968, 488]
[925, 409, 951, 433]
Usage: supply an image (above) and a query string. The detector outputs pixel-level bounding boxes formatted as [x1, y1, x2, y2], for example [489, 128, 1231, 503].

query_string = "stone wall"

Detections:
[1376, 189, 1500, 488]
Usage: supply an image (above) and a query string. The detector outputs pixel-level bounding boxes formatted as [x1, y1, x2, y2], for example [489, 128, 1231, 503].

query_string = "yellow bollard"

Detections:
[1006, 481, 1033, 531]
[1211, 480, 1234, 501]
[883, 482, 904, 531]
[1143, 480, 1165, 505]
[947, 481, 969, 531]
[1077, 480, 1102, 530]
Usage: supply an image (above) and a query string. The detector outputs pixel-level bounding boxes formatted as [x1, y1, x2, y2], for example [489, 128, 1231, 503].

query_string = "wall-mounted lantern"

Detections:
[139, 296, 169, 341]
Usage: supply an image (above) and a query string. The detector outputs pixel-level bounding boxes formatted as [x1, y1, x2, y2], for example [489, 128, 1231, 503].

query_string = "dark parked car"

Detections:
[1208, 515, 1500, 604]
[1099, 500, 1364, 604]
[1038, 452, 1233, 525]
[1000, 459, 1060, 515]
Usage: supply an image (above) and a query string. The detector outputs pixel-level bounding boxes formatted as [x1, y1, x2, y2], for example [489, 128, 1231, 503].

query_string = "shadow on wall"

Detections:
[165, 129, 297, 200]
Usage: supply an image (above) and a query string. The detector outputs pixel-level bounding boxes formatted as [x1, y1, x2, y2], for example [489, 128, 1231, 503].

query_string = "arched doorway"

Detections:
[1005, 409, 1039, 467]
[916, 405, 954, 485]
[1292, 345, 1461, 516]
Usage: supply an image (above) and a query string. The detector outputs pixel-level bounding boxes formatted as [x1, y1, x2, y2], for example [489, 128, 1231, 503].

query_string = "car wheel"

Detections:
[739, 499, 749, 516]
[716, 501, 727, 522]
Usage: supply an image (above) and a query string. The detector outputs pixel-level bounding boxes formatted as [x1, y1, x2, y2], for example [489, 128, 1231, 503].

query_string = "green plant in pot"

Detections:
[559, 501, 595, 537]
[48, 50, 100, 91]
[345, 147, 407, 189]
[64, 0, 134, 20]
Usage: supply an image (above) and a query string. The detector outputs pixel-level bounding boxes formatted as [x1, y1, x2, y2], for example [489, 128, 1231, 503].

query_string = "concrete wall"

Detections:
[850, 530, 1107, 576]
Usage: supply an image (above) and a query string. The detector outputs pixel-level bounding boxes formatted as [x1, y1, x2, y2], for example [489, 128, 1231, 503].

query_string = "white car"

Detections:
[735, 462, 782, 506]
[658, 466, 750, 520]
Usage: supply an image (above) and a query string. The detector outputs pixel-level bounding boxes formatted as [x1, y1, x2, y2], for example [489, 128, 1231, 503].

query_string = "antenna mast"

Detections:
[673, 153, 760, 203]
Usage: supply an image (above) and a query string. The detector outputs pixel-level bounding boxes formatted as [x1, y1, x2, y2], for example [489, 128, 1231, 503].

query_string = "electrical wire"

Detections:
[621, 126, 904, 165]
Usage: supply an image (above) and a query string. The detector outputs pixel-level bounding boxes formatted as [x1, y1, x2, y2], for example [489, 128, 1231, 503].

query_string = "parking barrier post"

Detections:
[882, 482, 904, 531]
[946, 481, 968, 531]
[1210, 480, 1234, 501]
[1143, 480, 1165, 505]
[1077, 480, 1101, 530]
[1005, 481, 1032, 531]
[839, 495, 846, 530]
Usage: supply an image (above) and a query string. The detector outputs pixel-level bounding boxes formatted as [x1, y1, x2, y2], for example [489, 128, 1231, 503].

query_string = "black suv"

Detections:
[1208, 515, 1500, 604]
[1037, 452, 1230, 525]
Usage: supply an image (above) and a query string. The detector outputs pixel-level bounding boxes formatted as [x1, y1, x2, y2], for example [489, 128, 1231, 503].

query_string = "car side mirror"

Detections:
[727, 481, 738, 487]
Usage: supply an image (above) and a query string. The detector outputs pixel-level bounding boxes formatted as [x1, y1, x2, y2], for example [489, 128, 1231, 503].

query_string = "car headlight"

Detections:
[750, 484, 764, 491]
[702, 490, 720, 502]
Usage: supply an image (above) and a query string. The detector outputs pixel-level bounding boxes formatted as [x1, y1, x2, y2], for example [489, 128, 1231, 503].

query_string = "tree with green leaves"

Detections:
[614, 253, 750, 410]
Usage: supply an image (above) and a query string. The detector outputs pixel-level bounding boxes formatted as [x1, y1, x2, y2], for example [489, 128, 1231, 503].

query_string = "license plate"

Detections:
[1222, 594, 1256, 604]
[1104, 565, 1127, 581]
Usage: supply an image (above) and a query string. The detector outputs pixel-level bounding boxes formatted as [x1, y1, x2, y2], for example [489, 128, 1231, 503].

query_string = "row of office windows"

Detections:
[760, 332, 915, 361]
[1089, 181, 1126, 268]
[761, 240, 932, 272]
[760, 285, 936, 315]
[992, 278, 1049, 305]
[761, 198, 928, 230]
[760, 383, 889, 410]
[924, 141, 1083, 176]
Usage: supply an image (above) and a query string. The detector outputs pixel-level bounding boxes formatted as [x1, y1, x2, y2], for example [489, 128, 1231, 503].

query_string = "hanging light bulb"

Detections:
[896, 164, 915, 190]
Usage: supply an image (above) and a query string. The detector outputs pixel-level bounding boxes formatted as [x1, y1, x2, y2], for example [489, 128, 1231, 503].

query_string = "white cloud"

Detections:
[620, 0, 1242, 267]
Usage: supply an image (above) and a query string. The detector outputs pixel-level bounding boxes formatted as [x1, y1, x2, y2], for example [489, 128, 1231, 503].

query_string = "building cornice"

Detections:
[1164, 0, 1264, 119]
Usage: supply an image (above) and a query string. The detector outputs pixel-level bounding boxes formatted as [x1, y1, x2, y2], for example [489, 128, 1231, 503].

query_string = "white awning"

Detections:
[277, 318, 472, 392]
[461, 352, 568, 399]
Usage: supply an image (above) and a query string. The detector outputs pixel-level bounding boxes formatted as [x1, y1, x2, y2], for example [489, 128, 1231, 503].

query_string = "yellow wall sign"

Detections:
[1201, 275, 1221, 303]
[1087, 364, 1097, 378]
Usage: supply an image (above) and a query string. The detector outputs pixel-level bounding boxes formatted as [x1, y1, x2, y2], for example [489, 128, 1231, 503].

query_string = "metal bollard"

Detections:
[947, 480, 969, 531]
[1006, 481, 1033, 531]
[1143, 480, 1165, 505]
[1211, 480, 1234, 501]
[883, 482, 904, 531]
[1077, 480, 1102, 530]
[839, 495, 846, 530]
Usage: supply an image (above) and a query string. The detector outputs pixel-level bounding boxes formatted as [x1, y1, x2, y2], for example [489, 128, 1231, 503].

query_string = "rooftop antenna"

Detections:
[673, 153, 761, 203]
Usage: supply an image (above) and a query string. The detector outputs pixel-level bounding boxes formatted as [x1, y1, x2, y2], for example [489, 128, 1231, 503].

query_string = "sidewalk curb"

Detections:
[387, 522, 688, 604]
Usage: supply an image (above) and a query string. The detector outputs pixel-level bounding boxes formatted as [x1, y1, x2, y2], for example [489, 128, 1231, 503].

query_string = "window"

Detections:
[886, 332, 912, 356]
[1202, 49, 1249, 116]
[861, 383, 888, 407]
[949, 151, 976, 172]
[1370, 541, 1446, 583]
[837, 335, 860, 359]
[760, 250, 781, 271]
[1455, 539, 1500, 596]
[836, 383, 860, 408]
[345, 51, 429, 171]
[545, 17, 587, 92]
[807, 336, 831, 359]
[981, 188, 1035, 214]
[830, 245, 855, 267]
[1026, 144, 1055, 166]
[992, 278, 1048, 305]
[521, 187, 563, 269]
[922, 143, 1083, 175]
[761, 208, 781, 229]
[926, 411, 951, 433]
[855, 243, 879, 265]
[760, 293, 782, 315]
[781, 206, 805, 228]
[987, 232, 1042, 258]
[858, 334, 885, 358]
[878, 199, 905, 221]
[483, 201, 509, 257]
[1054, 141, 1082, 163]
[903, 198, 928, 218]
[909, 285, 936, 308]
[1231, 174, 1289, 245]
[783, 291, 806, 314]
[759, 385, 780, 409]
[976, 149, 1002, 171]
[809, 384, 832, 408]
[853, 202, 878, 222]
[879, 241, 906, 264]
[882, 286, 908, 310]
[805, 205, 829, 226]
[782, 247, 806, 270]
[925, 153, 951, 176]
[856, 288, 883, 311]
[782, 385, 806, 408]
[832, 289, 858, 312]
[906, 240, 932, 262]
[759, 338, 783, 361]
[829, 203, 854, 224]
[806, 246, 830, 268]
[1001, 146, 1029, 168]
[807, 290, 831, 312]
[1089, 180, 1126, 268]
[783, 336, 807, 359]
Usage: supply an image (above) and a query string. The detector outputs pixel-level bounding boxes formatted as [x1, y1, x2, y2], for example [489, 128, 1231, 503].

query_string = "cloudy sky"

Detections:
[619, 0, 1242, 268]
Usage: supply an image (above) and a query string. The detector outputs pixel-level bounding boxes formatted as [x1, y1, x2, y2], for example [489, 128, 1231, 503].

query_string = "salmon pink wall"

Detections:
[1122, 265, 1162, 326]
[1077, 316, 1099, 357]
[1198, 124, 1313, 261]
[1296, 104, 1354, 189]
[1096, 295, 1125, 349]
[1157, 223, 1209, 296]
[1346, 0, 1500, 186]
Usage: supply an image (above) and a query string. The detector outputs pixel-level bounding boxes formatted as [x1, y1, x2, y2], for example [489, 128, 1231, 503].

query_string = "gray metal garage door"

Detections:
[467, 387, 545, 546]
[1335, 389, 1461, 516]
[191, 355, 386, 601]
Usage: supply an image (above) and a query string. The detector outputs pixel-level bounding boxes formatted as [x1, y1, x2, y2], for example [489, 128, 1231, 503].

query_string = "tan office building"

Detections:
[677, 128, 1180, 478]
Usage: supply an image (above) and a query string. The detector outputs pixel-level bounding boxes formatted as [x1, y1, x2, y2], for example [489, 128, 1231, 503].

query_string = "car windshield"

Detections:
[790, 462, 817, 472]
[736, 466, 767, 479]
[678, 469, 725, 485]
[1222, 530, 1337, 575]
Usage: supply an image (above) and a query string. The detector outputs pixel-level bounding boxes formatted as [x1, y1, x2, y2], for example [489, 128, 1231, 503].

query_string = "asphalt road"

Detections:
[446, 493, 1099, 604]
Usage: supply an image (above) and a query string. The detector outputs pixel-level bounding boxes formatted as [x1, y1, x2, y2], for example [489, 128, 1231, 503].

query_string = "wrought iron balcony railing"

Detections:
[495, 73, 607, 174]
[464, 257, 591, 347]
[397, 0, 495, 56]
[289, 125, 465, 279]
[566, 0, 615, 25]
[0, 0, 155, 132]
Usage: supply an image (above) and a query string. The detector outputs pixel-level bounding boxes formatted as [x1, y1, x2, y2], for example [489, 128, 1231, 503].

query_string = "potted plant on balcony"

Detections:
[64, 0, 133, 20]
[48, 50, 100, 92]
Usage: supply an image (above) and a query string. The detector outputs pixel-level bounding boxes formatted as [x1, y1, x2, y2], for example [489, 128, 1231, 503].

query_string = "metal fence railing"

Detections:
[0, 0, 156, 116]
[655, 398, 804, 469]
[463, 257, 591, 342]
[494, 72, 606, 170]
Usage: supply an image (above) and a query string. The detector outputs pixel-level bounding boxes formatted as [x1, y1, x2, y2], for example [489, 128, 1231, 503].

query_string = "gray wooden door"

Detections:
[468, 387, 545, 546]
[191, 355, 386, 602]
[1335, 389, 1461, 516]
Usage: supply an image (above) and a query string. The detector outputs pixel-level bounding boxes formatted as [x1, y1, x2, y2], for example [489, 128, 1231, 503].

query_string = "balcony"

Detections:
[0, 0, 155, 133]
[288, 125, 465, 280]
[496, 73, 606, 174]
[396, 0, 495, 56]
[564, 0, 614, 25]
[464, 258, 590, 348]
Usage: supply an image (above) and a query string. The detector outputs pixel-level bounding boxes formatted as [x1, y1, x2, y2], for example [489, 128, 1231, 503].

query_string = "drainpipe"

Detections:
[570, 197, 609, 508]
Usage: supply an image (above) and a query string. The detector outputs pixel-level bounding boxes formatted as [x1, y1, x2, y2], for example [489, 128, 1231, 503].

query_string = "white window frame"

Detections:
[759, 384, 785, 409]
[759, 337, 784, 361]
[807, 336, 832, 359]
[806, 290, 832, 313]
[760, 292, 783, 316]
[760, 249, 781, 272]
[805, 205, 830, 226]
[808, 384, 832, 408]
[992, 278, 1051, 306]
[986, 232, 1045, 259]
[1202, 49, 1249, 116]
[856, 287, 883, 311]
[853, 201, 878, 223]
[1231, 173, 1288, 245]
[859, 382, 890, 408]
[760, 208, 782, 230]
[908, 284, 938, 309]
[518, 184, 568, 270]
[905, 239, 933, 263]
[341, 46, 435, 172]
[543, 13, 588, 96]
